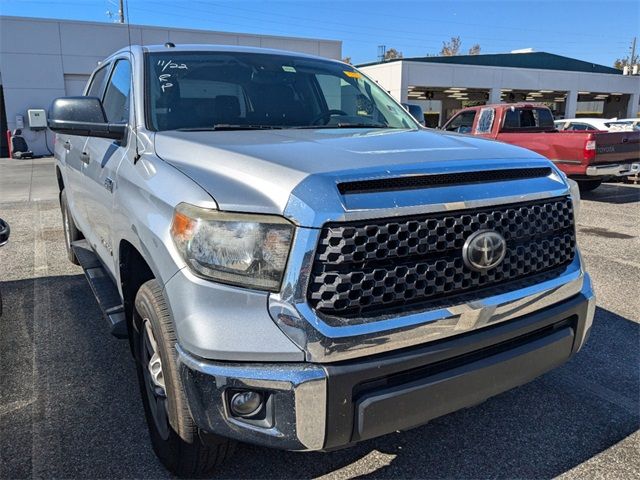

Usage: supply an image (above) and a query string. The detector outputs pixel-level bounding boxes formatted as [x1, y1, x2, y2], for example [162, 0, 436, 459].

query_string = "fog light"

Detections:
[230, 391, 263, 417]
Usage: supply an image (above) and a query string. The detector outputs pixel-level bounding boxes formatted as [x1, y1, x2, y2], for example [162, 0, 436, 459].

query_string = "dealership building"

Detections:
[0, 16, 342, 156]
[359, 52, 640, 127]
[1, 15, 638, 155]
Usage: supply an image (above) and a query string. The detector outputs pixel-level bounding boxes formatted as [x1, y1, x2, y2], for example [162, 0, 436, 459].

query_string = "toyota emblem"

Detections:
[462, 230, 507, 272]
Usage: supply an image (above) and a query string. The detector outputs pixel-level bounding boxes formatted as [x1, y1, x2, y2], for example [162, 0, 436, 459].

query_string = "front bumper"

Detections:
[586, 162, 640, 177]
[178, 274, 595, 451]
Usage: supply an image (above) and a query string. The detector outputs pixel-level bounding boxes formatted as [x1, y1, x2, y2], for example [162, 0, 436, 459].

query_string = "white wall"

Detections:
[0, 15, 342, 155]
[360, 62, 405, 101]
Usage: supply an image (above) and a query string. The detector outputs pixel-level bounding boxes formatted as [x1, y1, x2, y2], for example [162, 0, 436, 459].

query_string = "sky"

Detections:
[0, 0, 638, 66]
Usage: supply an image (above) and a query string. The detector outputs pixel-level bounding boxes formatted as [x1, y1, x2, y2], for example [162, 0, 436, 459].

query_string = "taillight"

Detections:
[584, 135, 596, 161]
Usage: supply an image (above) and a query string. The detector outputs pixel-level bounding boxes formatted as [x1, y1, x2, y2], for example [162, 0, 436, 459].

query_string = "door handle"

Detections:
[80, 152, 90, 164]
[63, 140, 71, 151]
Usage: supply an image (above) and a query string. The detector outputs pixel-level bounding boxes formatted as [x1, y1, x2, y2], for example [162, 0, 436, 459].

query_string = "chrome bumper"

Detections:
[177, 275, 595, 451]
[177, 344, 327, 451]
[586, 162, 640, 177]
[270, 223, 588, 363]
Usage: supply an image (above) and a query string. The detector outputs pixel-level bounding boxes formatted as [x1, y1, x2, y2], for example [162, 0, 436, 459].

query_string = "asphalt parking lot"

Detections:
[0, 157, 638, 479]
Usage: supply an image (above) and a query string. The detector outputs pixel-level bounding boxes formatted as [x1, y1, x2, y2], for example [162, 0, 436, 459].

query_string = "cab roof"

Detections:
[111, 43, 340, 63]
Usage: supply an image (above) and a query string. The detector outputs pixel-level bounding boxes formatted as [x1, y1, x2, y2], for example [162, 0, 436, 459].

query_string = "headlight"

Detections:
[170, 203, 294, 291]
[567, 178, 581, 222]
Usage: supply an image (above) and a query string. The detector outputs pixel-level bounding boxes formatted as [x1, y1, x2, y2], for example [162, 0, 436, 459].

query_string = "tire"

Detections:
[576, 179, 602, 192]
[60, 189, 82, 265]
[133, 279, 234, 477]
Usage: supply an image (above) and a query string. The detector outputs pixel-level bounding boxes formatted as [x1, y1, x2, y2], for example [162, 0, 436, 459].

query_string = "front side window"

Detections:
[145, 52, 417, 131]
[444, 111, 476, 133]
[103, 59, 132, 123]
[86, 65, 110, 98]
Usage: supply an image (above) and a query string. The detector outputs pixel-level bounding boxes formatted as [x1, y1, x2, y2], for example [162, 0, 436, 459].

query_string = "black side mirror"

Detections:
[48, 96, 126, 140]
[0, 218, 9, 247]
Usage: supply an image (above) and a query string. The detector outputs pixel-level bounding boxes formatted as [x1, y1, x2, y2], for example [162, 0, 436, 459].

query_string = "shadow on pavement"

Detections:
[582, 183, 640, 204]
[219, 307, 639, 479]
[0, 271, 638, 479]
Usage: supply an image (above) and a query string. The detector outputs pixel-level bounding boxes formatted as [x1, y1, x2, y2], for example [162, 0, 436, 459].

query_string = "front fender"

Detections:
[112, 153, 218, 293]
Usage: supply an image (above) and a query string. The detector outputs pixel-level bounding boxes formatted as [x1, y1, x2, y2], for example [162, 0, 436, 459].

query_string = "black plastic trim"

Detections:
[321, 292, 589, 449]
[355, 327, 574, 441]
[337, 168, 552, 195]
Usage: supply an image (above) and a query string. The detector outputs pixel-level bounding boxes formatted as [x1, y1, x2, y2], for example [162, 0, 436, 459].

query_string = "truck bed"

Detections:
[443, 103, 640, 179]
[496, 130, 640, 169]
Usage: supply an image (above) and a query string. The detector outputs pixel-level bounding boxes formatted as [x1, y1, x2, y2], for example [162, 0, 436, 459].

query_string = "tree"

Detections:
[468, 44, 481, 55]
[614, 53, 638, 70]
[342, 56, 352, 65]
[440, 36, 462, 56]
[384, 48, 403, 61]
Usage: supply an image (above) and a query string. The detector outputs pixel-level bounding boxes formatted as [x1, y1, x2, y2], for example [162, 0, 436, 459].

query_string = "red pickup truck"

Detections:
[442, 103, 640, 191]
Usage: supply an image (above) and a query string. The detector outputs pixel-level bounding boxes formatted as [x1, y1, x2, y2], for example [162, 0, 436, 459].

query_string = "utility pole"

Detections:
[378, 45, 386, 62]
[630, 36, 637, 64]
[118, 0, 125, 24]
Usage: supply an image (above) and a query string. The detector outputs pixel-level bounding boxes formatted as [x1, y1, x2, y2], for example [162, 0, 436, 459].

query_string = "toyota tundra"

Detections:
[48, 44, 595, 476]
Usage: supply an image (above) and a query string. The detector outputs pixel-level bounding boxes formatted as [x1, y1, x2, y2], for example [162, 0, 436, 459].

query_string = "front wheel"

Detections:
[576, 179, 602, 192]
[133, 280, 234, 477]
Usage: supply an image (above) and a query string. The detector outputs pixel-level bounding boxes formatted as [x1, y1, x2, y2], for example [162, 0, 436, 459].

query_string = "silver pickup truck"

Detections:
[48, 44, 595, 477]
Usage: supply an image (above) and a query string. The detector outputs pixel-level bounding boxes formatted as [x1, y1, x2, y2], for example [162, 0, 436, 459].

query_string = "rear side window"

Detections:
[103, 59, 132, 123]
[503, 108, 554, 130]
[86, 65, 110, 98]
[475, 108, 495, 134]
[566, 123, 590, 131]
[445, 111, 476, 133]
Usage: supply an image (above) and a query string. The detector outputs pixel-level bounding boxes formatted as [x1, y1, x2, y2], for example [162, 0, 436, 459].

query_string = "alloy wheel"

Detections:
[141, 319, 170, 440]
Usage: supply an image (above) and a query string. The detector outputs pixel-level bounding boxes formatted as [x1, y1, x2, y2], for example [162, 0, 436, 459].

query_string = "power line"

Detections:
[185, 0, 629, 47]
[128, 0, 628, 56]
[10, 0, 630, 46]
[3, 0, 631, 59]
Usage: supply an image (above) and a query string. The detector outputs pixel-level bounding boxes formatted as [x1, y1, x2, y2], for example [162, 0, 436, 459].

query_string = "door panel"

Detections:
[61, 135, 92, 234]
[61, 63, 112, 237]
[82, 139, 128, 272]
[81, 58, 132, 274]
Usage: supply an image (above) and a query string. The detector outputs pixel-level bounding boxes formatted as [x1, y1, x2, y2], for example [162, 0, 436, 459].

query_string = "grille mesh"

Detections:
[308, 197, 575, 318]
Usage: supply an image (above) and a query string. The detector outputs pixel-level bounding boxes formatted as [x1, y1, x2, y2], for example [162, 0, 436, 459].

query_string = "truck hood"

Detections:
[154, 128, 559, 226]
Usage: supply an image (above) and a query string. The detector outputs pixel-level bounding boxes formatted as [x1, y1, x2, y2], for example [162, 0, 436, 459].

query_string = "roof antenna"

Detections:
[124, 0, 141, 163]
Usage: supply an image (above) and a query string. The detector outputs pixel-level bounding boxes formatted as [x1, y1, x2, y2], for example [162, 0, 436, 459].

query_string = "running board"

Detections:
[71, 240, 128, 339]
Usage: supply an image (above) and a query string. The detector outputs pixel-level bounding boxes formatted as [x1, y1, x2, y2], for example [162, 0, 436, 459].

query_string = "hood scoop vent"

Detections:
[337, 167, 552, 195]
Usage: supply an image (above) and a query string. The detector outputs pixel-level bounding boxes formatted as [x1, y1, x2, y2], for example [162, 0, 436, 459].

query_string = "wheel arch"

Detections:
[55, 165, 64, 192]
[119, 239, 156, 350]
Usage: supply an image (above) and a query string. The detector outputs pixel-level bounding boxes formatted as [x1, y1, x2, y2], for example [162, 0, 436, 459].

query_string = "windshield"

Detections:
[145, 51, 417, 131]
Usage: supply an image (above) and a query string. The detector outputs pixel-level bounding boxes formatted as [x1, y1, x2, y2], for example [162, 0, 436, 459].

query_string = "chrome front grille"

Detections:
[307, 196, 576, 319]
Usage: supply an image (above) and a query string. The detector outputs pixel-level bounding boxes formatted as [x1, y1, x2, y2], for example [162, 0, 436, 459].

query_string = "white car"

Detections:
[554, 118, 615, 131]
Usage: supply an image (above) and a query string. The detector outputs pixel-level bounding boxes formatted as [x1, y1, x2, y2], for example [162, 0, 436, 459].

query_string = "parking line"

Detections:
[30, 201, 54, 479]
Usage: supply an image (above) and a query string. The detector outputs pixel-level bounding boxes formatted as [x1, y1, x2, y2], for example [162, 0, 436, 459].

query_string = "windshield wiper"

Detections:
[175, 124, 284, 132]
[292, 123, 390, 129]
[337, 123, 390, 128]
